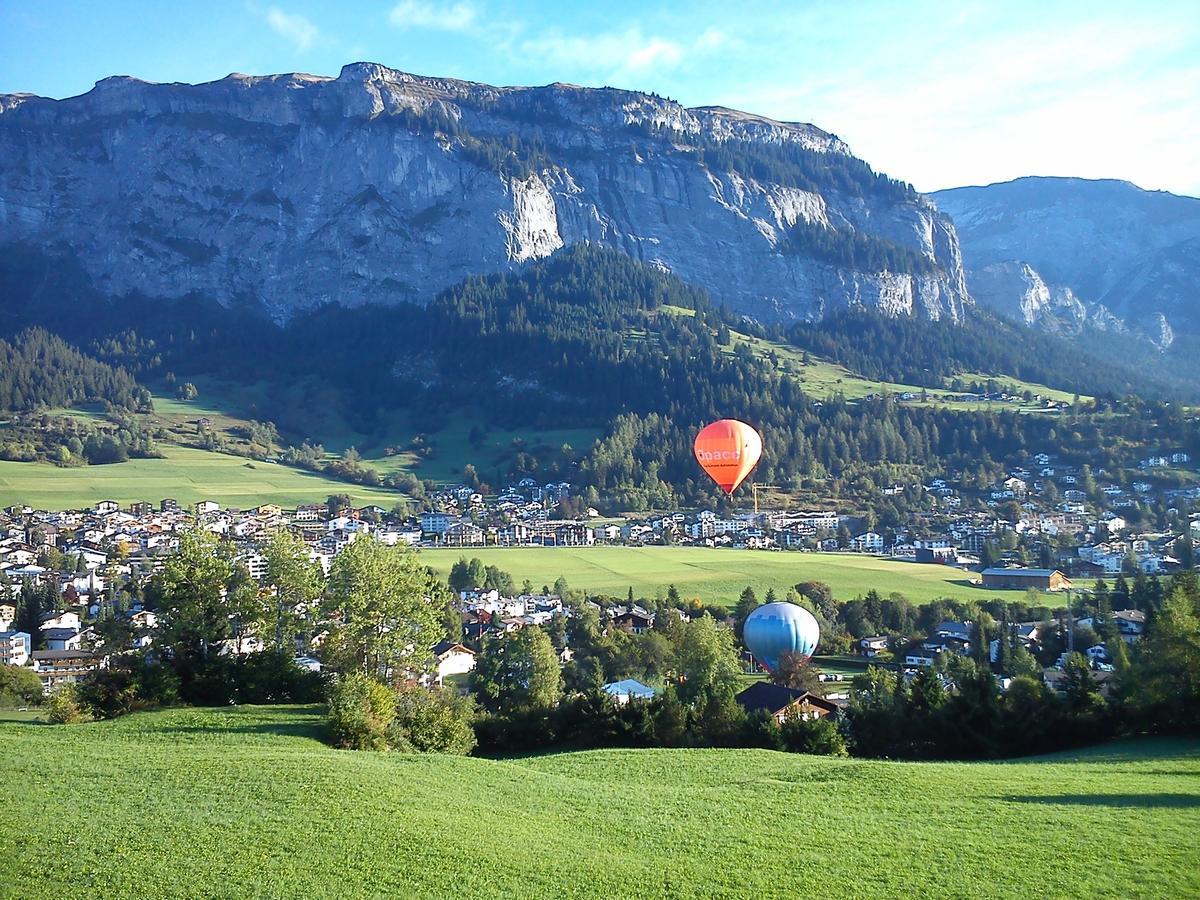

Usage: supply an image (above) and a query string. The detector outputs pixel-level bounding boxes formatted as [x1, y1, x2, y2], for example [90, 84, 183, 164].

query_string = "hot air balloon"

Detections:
[693, 419, 762, 494]
[743, 602, 820, 672]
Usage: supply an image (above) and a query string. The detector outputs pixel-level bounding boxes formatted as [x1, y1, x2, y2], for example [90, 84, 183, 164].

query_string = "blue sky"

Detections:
[2, 1, 1198, 195]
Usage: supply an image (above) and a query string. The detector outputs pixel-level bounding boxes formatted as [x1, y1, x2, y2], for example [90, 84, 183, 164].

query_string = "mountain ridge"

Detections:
[933, 176, 1200, 344]
[0, 61, 968, 323]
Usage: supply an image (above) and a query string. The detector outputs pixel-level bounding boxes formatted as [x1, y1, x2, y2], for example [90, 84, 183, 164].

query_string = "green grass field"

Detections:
[0, 446, 403, 509]
[658, 306, 1091, 410]
[0, 706, 1195, 898]
[418, 546, 1028, 605]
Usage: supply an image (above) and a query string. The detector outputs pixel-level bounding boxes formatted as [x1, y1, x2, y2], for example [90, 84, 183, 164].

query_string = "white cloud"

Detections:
[389, 0, 477, 32]
[520, 26, 732, 85]
[716, 13, 1200, 196]
[265, 7, 318, 53]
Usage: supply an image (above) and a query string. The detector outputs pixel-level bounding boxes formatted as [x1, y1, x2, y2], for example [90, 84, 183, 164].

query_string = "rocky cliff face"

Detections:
[933, 177, 1200, 344]
[0, 63, 968, 323]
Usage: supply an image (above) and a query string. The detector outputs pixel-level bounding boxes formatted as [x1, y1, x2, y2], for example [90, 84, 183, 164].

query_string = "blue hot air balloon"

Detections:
[743, 602, 820, 672]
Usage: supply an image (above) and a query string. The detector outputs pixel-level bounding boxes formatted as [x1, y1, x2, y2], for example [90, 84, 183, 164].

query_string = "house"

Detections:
[40, 610, 82, 632]
[1113, 609, 1147, 642]
[31, 649, 100, 692]
[611, 606, 654, 634]
[0, 630, 31, 667]
[603, 679, 657, 705]
[916, 546, 958, 564]
[981, 567, 1072, 592]
[858, 636, 889, 657]
[420, 512, 455, 536]
[0, 602, 15, 632]
[42, 627, 82, 651]
[850, 532, 883, 553]
[734, 682, 840, 723]
[195, 500, 220, 515]
[431, 641, 476, 685]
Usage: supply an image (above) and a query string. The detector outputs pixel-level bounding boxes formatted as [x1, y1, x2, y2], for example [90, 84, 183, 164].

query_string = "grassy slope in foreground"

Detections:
[0, 446, 402, 509]
[0, 706, 1196, 899]
[419, 546, 1010, 605]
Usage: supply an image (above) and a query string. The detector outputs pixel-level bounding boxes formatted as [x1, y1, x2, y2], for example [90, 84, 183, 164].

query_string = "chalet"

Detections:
[42, 628, 82, 651]
[611, 606, 655, 634]
[858, 635, 889, 657]
[981, 567, 1072, 592]
[31, 648, 100, 692]
[431, 641, 476, 685]
[1113, 609, 1147, 642]
[40, 610, 82, 632]
[735, 682, 840, 723]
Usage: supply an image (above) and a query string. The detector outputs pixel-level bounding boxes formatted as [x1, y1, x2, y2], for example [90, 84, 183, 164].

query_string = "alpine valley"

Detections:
[0, 64, 1197, 513]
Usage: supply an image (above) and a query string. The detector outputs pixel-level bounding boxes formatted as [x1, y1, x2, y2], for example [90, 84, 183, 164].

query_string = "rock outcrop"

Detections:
[0, 63, 969, 322]
[933, 176, 1200, 344]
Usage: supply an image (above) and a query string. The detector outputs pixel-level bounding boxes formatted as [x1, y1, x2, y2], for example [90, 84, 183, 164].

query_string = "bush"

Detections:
[743, 710, 784, 750]
[390, 686, 477, 755]
[77, 656, 182, 719]
[781, 714, 848, 756]
[176, 653, 325, 706]
[47, 685, 92, 725]
[0, 664, 43, 707]
[326, 673, 396, 750]
[233, 653, 325, 705]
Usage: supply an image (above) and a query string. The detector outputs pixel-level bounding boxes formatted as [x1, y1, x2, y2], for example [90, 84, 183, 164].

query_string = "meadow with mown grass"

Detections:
[0, 705, 1195, 898]
[0, 446, 403, 509]
[419, 545, 1053, 606]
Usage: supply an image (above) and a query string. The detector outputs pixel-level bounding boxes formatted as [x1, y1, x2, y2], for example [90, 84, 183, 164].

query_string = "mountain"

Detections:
[0, 62, 968, 323]
[932, 177, 1200, 344]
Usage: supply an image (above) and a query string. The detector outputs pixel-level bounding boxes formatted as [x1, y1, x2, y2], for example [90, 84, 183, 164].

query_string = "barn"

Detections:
[981, 567, 1072, 592]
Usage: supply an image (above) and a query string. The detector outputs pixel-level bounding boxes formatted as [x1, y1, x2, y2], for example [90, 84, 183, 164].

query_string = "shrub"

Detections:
[233, 653, 325, 705]
[0, 664, 44, 707]
[781, 714, 848, 756]
[390, 686, 477, 755]
[326, 673, 396, 750]
[174, 653, 324, 706]
[78, 668, 144, 719]
[743, 710, 784, 750]
[76, 655, 181, 719]
[47, 685, 92, 725]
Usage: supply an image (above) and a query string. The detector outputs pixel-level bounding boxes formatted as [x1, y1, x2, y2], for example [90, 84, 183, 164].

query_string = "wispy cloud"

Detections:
[520, 26, 724, 85]
[265, 7, 318, 53]
[389, 0, 477, 32]
[712, 10, 1200, 195]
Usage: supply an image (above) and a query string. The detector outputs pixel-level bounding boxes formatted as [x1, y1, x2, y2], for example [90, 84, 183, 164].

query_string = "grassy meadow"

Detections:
[0, 446, 403, 509]
[0, 706, 1195, 898]
[657, 306, 1091, 410]
[418, 546, 1030, 606]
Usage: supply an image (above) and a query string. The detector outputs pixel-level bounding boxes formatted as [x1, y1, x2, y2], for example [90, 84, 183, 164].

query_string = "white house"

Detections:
[850, 532, 883, 553]
[0, 630, 31, 667]
[432, 642, 476, 685]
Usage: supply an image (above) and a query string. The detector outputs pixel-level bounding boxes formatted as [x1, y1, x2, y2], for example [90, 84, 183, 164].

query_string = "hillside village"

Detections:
[0, 449, 1178, 703]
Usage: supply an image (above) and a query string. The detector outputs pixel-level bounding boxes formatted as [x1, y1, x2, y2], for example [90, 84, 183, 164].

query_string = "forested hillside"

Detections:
[0, 329, 150, 413]
[0, 244, 1194, 515]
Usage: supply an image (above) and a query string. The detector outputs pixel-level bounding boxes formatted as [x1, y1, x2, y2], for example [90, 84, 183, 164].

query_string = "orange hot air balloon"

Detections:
[693, 419, 762, 494]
